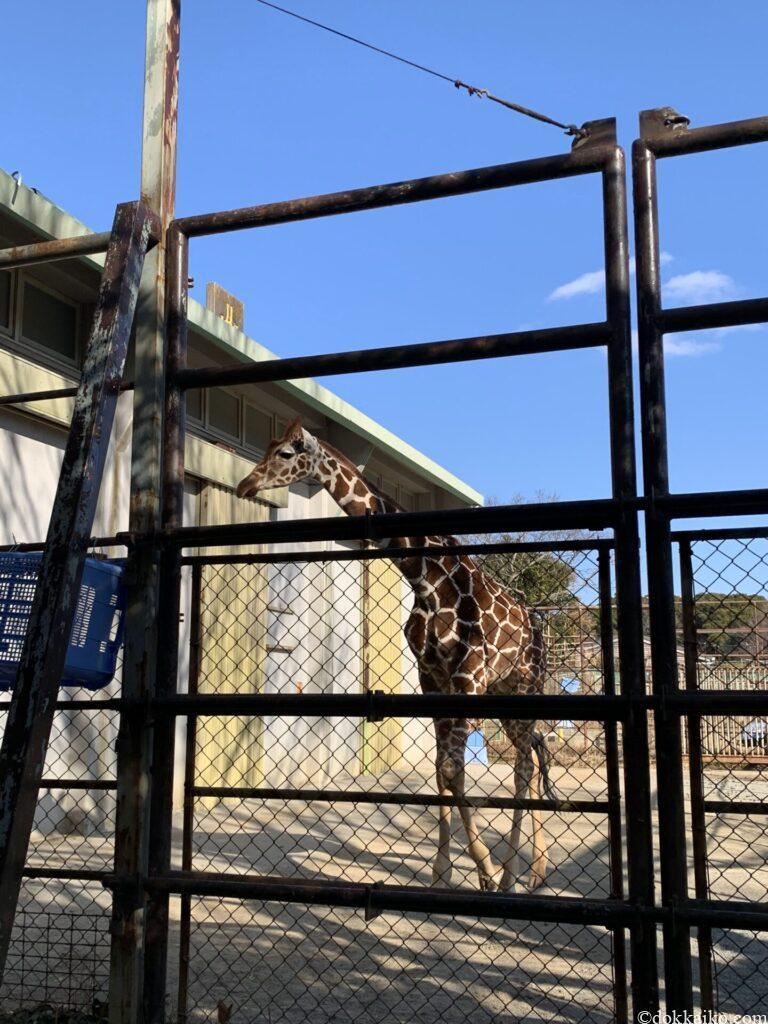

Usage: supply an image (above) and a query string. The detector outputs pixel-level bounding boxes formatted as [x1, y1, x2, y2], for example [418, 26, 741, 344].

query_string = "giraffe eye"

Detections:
[277, 449, 294, 460]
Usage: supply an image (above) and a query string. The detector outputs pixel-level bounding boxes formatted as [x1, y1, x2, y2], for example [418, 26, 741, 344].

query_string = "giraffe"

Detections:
[236, 418, 553, 892]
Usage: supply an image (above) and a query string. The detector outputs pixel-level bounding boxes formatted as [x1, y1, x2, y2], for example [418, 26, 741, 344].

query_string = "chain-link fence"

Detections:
[677, 533, 768, 1016]
[0, 672, 119, 1011]
[175, 541, 627, 1022]
[2, 535, 767, 1020]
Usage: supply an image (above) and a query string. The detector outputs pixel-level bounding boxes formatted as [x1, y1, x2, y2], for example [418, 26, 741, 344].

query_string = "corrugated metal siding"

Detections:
[362, 558, 404, 775]
[196, 482, 269, 794]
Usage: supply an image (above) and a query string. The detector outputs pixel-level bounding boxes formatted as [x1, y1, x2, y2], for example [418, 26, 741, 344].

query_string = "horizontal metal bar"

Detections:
[135, 869, 637, 926]
[0, 699, 122, 712]
[174, 148, 612, 238]
[152, 690, 768, 718]
[176, 323, 611, 391]
[110, 869, 768, 931]
[666, 690, 768, 713]
[191, 785, 610, 815]
[0, 231, 112, 270]
[0, 535, 127, 553]
[703, 801, 768, 816]
[656, 488, 768, 519]
[659, 297, 768, 334]
[155, 692, 628, 720]
[160, 498, 618, 550]
[22, 867, 109, 883]
[672, 525, 768, 543]
[0, 380, 134, 408]
[677, 898, 768, 930]
[650, 115, 768, 157]
[38, 778, 116, 791]
[181, 537, 613, 568]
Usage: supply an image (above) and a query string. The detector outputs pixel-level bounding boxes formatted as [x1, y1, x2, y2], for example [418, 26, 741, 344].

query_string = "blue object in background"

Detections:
[0, 553, 126, 690]
[465, 728, 489, 766]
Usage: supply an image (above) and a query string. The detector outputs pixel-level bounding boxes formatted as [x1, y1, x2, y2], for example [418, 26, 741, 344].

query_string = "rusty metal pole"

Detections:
[108, 2, 179, 1021]
[0, 201, 156, 986]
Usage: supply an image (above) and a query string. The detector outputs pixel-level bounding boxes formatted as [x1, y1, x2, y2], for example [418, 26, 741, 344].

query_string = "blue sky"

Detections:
[4, 1, 767, 510]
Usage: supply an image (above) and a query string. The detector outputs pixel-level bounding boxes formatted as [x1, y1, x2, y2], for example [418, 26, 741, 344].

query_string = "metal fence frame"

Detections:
[0, 97, 764, 1023]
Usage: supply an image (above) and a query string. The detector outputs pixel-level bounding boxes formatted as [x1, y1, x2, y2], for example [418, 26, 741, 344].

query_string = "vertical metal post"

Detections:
[0, 200, 156, 981]
[633, 108, 694, 1012]
[143, 225, 189, 1021]
[599, 120, 659, 1013]
[108, 2, 180, 1021]
[599, 548, 628, 1024]
[176, 562, 201, 1024]
[679, 540, 714, 1009]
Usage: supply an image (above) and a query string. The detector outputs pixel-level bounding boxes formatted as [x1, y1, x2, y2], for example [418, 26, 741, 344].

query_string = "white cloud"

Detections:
[663, 270, 737, 304]
[549, 251, 673, 301]
[664, 337, 721, 357]
[548, 269, 605, 301]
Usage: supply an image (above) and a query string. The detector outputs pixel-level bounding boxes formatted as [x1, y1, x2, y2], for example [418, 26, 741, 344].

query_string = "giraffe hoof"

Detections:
[528, 871, 546, 891]
[478, 867, 503, 893]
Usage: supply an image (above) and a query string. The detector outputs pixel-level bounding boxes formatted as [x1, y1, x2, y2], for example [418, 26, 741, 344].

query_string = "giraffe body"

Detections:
[237, 419, 551, 891]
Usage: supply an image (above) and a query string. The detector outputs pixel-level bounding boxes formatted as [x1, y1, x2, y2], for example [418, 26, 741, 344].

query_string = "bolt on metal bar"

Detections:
[0, 199, 157, 985]
[175, 322, 611, 392]
[173, 138, 614, 238]
[0, 231, 113, 270]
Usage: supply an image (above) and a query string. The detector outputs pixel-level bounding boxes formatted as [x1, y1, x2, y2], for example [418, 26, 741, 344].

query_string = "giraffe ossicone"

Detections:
[237, 417, 552, 892]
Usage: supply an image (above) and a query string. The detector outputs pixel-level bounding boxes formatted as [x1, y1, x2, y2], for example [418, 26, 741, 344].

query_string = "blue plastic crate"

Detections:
[0, 552, 126, 690]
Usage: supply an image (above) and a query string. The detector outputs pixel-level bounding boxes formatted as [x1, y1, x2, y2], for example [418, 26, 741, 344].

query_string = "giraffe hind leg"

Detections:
[499, 722, 549, 892]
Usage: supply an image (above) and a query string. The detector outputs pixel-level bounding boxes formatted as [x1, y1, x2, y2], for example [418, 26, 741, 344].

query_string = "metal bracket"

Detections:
[364, 882, 384, 922]
[571, 117, 617, 151]
[639, 107, 691, 142]
[365, 689, 386, 723]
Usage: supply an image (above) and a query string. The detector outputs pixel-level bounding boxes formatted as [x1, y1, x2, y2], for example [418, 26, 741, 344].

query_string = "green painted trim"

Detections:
[186, 434, 287, 507]
[0, 168, 482, 507]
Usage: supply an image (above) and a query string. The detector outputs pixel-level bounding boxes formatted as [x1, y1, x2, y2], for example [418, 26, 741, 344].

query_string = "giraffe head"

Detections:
[236, 417, 322, 498]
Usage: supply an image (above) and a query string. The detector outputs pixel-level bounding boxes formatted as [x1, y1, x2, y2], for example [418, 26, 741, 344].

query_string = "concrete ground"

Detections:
[2, 762, 766, 1022]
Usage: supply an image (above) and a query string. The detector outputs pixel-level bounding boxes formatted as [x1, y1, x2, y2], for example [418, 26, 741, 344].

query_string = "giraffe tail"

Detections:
[532, 729, 557, 802]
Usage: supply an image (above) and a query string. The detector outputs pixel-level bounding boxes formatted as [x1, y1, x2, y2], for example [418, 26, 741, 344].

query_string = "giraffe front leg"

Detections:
[452, 760, 502, 892]
[431, 720, 453, 887]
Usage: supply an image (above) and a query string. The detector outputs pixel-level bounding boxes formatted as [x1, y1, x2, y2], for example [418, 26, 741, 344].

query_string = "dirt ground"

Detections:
[2, 762, 767, 1023]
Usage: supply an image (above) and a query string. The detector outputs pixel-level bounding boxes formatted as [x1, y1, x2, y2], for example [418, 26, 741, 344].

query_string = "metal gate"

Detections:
[0, 92, 765, 1022]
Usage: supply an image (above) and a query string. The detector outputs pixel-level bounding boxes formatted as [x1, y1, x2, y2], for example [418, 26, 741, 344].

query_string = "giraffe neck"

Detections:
[312, 440, 393, 518]
[310, 439, 444, 590]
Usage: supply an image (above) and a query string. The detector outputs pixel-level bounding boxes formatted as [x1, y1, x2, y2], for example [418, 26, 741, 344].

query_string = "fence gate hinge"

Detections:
[365, 882, 384, 922]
